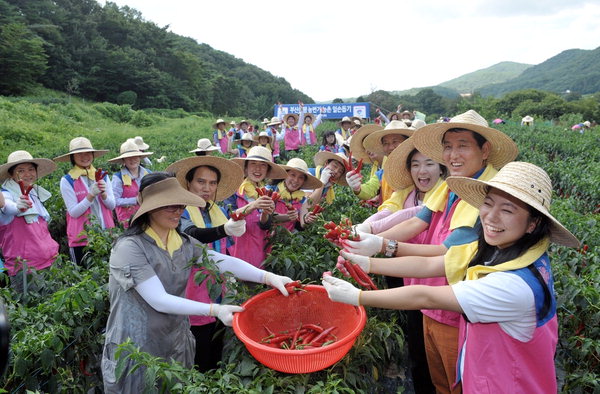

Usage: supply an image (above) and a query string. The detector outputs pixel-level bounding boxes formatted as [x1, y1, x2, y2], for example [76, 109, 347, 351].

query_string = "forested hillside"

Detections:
[0, 0, 312, 117]
[439, 61, 532, 93]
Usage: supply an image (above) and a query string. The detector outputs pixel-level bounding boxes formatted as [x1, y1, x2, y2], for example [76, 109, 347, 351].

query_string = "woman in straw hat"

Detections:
[212, 119, 230, 154]
[54, 137, 116, 265]
[101, 173, 292, 392]
[233, 132, 257, 158]
[226, 146, 288, 268]
[269, 158, 323, 231]
[299, 102, 324, 146]
[335, 116, 353, 145]
[281, 112, 302, 155]
[0, 151, 59, 282]
[254, 131, 274, 157]
[190, 138, 220, 156]
[308, 151, 350, 206]
[108, 139, 153, 228]
[325, 162, 579, 393]
[265, 116, 282, 161]
[343, 110, 518, 393]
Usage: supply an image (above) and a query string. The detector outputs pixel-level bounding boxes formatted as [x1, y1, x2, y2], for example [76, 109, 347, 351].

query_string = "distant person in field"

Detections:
[108, 139, 153, 228]
[298, 102, 324, 146]
[521, 115, 534, 127]
[319, 130, 342, 153]
[308, 151, 351, 205]
[0, 150, 59, 290]
[254, 131, 274, 159]
[212, 119, 230, 154]
[376, 104, 402, 126]
[132, 136, 153, 167]
[233, 133, 257, 158]
[54, 137, 116, 266]
[265, 117, 282, 161]
[190, 138, 220, 156]
[335, 116, 353, 145]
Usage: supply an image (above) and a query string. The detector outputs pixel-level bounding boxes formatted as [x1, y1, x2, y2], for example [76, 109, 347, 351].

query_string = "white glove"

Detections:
[264, 272, 293, 296]
[16, 196, 32, 212]
[90, 182, 102, 196]
[343, 232, 383, 257]
[320, 167, 333, 185]
[346, 171, 362, 192]
[209, 304, 244, 326]
[321, 276, 361, 306]
[340, 250, 371, 273]
[224, 218, 246, 237]
[354, 222, 372, 235]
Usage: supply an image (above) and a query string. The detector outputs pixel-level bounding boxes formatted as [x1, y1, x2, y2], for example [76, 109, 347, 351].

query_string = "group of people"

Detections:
[0, 107, 580, 393]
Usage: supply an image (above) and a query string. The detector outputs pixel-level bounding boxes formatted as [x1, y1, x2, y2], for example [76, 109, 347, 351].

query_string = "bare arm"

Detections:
[360, 285, 462, 313]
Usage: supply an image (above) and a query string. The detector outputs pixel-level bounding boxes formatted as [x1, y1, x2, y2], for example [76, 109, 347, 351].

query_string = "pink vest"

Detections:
[115, 173, 140, 227]
[1, 215, 58, 276]
[268, 127, 281, 157]
[66, 176, 115, 247]
[418, 197, 462, 327]
[228, 193, 269, 268]
[301, 125, 317, 145]
[274, 198, 303, 232]
[401, 190, 428, 287]
[458, 317, 558, 393]
[284, 126, 301, 151]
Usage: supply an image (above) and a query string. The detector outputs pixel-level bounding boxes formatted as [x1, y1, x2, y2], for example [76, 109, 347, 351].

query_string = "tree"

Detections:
[0, 23, 48, 95]
[333, 98, 344, 103]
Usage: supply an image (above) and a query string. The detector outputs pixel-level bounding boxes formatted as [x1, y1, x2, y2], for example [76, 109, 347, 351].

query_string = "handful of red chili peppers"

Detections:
[261, 322, 337, 350]
[95, 168, 109, 182]
[337, 256, 378, 290]
[255, 187, 280, 203]
[17, 180, 33, 212]
[343, 152, 364, 173]
[323, 218, 360, 247]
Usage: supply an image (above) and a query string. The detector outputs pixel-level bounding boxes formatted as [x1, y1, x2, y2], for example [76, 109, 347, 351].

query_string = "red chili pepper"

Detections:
[230, 211, 247, 221]
[255, 187, 264, 196]
[353, 263, 378, 290]
[271, 192, 280, 202]
[323, 221, 336, 230]
[310, 326, 336, 344]
[17, 180, 33, 196]
[262, 187, 271, 197]
[302, 323, 324, 333]
[355, 158, 364, 172]
[343, 260, 370, 288]
[95, 168, 108, 182]
[311, 204, 324, 215]
[344, 151, 354, 171]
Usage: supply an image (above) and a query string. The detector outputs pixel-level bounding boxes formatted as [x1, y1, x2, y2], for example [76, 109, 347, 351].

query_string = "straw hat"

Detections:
[131, 177, 206, 225]
[313, 151, 349, 186]
[253, 131, 273, 145]
[283, 113, 299, 124]
[230, 120, 237, 126]
[400, 110, 414, 120]
[238, 119, 250, 127]
[53, 137, 109, 162]
[108, 139, 153, 163]
[133, 136, 150, 150]
[303, 112, 315, 122]
[352, 119, 362, 128]
[262, 118, 270, 124]
[212, 119, 227, 128]
[382, 137, 420, 190]
[338, 116, 352, 126]
[280, 158, 323, 189]
[446, 162, 579, 248]
[166, 156, 244, 201]
[190, 138, 220, 154]
[522, 115, 534, 122]
[267, 116, 281, 127]
[410, 119, 426, 130]
[387, 112, 401, 121]
[349, 124, 384, 163]
[363, 120, 414, 154]
[0, 150, 57, 181]
[232, 146, 288, 179]
[234, 132, 257, 146]
[412, 110, 518, 169]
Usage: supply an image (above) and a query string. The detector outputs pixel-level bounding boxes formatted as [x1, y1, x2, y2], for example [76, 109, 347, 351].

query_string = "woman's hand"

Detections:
[253, 195, 275, 214]
[303, 212, 317, 224]
[209, 304, 244, 326]
[321, 276, 360, 306]
[286, 208, 299, 222]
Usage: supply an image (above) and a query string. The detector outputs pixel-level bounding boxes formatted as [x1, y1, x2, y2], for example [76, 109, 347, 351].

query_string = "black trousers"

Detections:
[190, 321, 225, 372]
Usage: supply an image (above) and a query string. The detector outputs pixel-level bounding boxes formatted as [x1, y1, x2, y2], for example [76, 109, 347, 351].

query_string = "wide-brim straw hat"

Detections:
[262, 118, 270, 124]
[190, 138, 220, 154]
[410, 119, 426, 130]
[279, 158, 323, 189]
[238, 119, 251, 127]
[446, 161, 579, 248]
[253, 131, 273, 145]
[212, 119, 227, 129]
[338, 116, 352, 126]
[303, 113, 315, 122]
[232, 146, 288, 179]
[0, 150, 57, 181]
[387, 112, 401, 120]
[382, 138, 419, 190]
[313, 151, 349, 186]
[412, 110, 518, 169]
[131, 177, 206, 225]
[166, 156, 244, 201]
[401, 110, 414, 120]
[234, 132, 258, 146]
[133, 136, 149, 150]
[349, 124, 384, 163]
[53, 137, 109, 162]
[283, 113, 299, 124]
[108, 139, 153, 163]
[267, 116, 282, 126]
[522, 116, 534, 122]
[363, 120, 414, 154]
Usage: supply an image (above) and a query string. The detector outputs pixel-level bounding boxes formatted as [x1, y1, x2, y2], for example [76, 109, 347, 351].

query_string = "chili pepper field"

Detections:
[0, 96, 598, 392]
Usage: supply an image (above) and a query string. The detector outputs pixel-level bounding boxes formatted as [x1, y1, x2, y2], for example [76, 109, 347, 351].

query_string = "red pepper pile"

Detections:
[323, 218, 360, 247]
[261, 323, 337, 350]
[359, 199, 380, 208]
[311, 204, 325, 215]
[337, 256, 378, 290]
[95, 168, 109, 182]
[256, 187, 280, 202]
[343, 151, 363, 173]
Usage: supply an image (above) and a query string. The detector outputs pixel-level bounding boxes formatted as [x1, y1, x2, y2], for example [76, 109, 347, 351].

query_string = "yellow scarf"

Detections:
[186, 202, 228, 228]
[68, 165, 97, 180]
[424, 165, 497, 230]
[302, 124, 314, 133]
[379, 157, 394, 202]
[315, 166, 335, 204]
[215, 128, 225, 140]
[445, 238, 550, 285]
[122, 167, 148, 186]
[277, 181, 305, 201]
[145, 227, 183, 257]
[238, 178, 264, 200]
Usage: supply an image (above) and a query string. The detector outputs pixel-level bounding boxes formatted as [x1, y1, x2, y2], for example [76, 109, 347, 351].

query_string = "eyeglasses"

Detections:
[161, 205, 186, 213]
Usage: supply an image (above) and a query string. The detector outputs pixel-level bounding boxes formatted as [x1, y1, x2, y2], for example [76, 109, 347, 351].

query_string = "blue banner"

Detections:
[275, 102, 371, 120]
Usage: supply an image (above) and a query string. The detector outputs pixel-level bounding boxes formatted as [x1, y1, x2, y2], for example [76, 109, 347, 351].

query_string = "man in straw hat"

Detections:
[54, 137, 116, 265]
[0, 150, 59, 284]
[212, 119, 230, 154]
[227, 146, 288, 268]
[335, 116, 353, 145]
[108, 139, 153, 227]
[342, 109, 518, 393]
[101, 173, 294, 391]
[299, 102, 324, 146]
[190, 138, 221, 156]
[308, 151, 351, 205]
[324, 161, 579, 393]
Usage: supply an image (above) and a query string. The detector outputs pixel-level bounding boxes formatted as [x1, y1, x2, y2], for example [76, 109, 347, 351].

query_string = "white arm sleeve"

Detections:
[60, 176, 93, 217]
[136, 275, 211, 316]
[208, 249, 266, 283]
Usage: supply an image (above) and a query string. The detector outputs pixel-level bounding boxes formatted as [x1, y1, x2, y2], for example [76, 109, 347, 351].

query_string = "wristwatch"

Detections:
[384, 240, 398, 257]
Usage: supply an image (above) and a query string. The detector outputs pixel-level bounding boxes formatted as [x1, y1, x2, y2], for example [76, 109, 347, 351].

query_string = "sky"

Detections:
[102, 0, 600, 102]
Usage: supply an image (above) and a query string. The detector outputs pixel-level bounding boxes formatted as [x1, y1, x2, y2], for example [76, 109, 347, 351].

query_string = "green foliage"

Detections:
[439, 61, 532, 93]
[116, 90, 137, 106]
